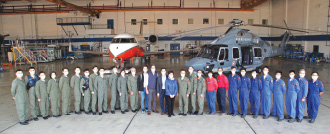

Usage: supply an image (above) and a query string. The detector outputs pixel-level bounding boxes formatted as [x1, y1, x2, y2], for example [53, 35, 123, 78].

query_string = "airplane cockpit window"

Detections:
[112, 38, 137, 43]
[111, 38, 120, 43]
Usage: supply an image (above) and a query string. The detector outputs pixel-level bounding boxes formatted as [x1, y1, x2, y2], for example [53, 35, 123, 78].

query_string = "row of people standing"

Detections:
[206, 66, 324, 123]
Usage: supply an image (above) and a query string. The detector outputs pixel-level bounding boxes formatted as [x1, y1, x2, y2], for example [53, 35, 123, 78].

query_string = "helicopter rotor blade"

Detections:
[171, 24, 231, 40]
[246, 24, 327, 34]
[283, 20, 296, 39]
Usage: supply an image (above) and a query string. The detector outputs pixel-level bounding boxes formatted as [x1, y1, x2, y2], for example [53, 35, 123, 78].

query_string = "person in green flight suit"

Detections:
[35, 71, 50, 120]
[195, 70, 206, 115]
[187, 66, 197, 115]
[94, 68, 109, 115]
[118, 70, 129, 114]
[109, 67, 120, 114]
[90, 66, 98, 115]
[11, 69, 29, 125]
[24, 66, 41, 121]
[80, 69, 92, 115]
[47, 71, 61, 118]
[177, 69, 191, 116]
[59, 67, 71, 115]
[71, 67, 83, 115]
[127, 67, 139, 113]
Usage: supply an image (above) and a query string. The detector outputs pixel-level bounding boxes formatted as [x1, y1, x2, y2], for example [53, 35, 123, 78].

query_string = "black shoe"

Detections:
[103, 111, 109, 114]
[47, 115, 52, 118]
[288, 119, 295, 123]
[297, 119, 303, 123]
[43, 117, 48, 120]
[278, 118, 283, 122]
[37, 115, 43, 117]
[115, 107, 121, 110]
[121, 111, 125, 114]
[227, 113, 233, 115]
[187, 111, 192, 115]
[85, 112, 90, 115]
[111, 110, 115, 114]
[232, 114, 237, 117]
[19, 122, 28, 125]
[284, 115, 290, 119]
[183, 114, 187, 116]
[194, 111, 198, 115]
[53, 115, 61, 118]
[178, 113, 183, 115]
[247, 113, 253, 115]
[75, 112, 81, 115]
[65, 113, 70, 115]
[99, 112, 102, 115]
[132, 110, 136, 113]
[253, 115, 258, 119]
[125, 109, 129, 112]
[172, 113, 175, 116]
[241, 115, 246, 118]
[168, 115, 171, 117]
[263, 115, 269, 119]
[33, 117, 39, 121]
[92, 112, 96, 115]
[303, 115, 312, 119]
[309, 120, 315, 123]
[69, 111, 73, 113]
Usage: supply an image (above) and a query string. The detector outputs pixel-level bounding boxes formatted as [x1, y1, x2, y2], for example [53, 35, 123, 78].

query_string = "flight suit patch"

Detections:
[296, 83, 298, 86]
[203, 81, 205, 83]
[238, 77, 240, 79]
[282, 83, 285, 85]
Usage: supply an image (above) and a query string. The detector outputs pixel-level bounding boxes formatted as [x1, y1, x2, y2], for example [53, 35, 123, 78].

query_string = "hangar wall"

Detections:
[0, 0, 272, 52]
[271, 0, 330, 57]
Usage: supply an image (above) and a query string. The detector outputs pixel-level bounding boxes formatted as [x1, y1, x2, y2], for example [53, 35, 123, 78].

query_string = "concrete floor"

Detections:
[0, 55, 330, 134]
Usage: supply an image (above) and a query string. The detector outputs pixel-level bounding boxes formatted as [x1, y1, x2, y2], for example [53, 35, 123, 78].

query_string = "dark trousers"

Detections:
[159, 89, 168, 113]
[217, 87, 226, 113]
[148, 89, 157, 111]
[166, 95, 175, 115]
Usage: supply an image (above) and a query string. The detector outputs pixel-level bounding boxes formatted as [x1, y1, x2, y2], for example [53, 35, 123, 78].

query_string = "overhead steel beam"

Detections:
[241, 0, 269, 9]
[0, 0, 30, 1]
[44, 0, 97, 14]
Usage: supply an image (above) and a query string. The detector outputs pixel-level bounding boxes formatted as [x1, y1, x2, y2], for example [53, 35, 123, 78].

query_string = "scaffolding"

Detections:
[11, 40, 36, 66]
[327, 0, 330, 46]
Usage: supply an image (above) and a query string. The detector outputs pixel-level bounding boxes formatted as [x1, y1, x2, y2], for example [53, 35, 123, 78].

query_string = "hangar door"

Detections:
[170, 43, 180, 55]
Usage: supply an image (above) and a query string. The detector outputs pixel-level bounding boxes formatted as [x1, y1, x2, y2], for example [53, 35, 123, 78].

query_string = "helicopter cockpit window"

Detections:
[219, 49, 224, 60]
[236, 31, 244, 36]
[254, 48, 262, 57]
[233, 48, 240, 59]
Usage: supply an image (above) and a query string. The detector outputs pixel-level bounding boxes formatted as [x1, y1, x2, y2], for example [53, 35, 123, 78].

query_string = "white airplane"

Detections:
[69, 20, 196, 63]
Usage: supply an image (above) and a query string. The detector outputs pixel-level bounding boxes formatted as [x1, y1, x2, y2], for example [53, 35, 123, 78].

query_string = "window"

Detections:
[236, 31, 244, 36]
[254, 48, 262, 57]
[218, 19, 224, 25]
[248, 19, 253, 25]
[203, 18, 209, 24]
[233, 48, 239, 59]
[111, 38, 137, 43]
[262, 19, 268, 25]
[218, 48, 229, 60]
[131, 19, 136, 25]
[188, 18, 193, 24]
[172, 19, 178, 24]
[143, 19, 148, 25]
[157, 19, 163, 24]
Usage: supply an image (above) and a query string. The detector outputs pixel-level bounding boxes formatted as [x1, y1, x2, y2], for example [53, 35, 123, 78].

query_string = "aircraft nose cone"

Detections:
[185, 57, 208, 70]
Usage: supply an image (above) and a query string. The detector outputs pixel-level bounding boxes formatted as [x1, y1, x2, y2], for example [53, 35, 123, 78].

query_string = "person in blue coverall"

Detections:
[296, 69, 308, 123]
[239, 68, 250, 118]
[227, 66, 241, 116]
[260, 66, 273, 119]
[271, 71, 286, 122]
[307, 72, 324, 123]
[249, 70, 262, 119]
[285, 70, 300, 123]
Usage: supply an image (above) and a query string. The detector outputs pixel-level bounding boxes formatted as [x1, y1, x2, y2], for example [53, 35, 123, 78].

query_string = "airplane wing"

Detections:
[143, 49, 199, 56]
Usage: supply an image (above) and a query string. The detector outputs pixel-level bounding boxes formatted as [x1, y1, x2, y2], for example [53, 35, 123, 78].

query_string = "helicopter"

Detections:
[178, 19, 326, 73]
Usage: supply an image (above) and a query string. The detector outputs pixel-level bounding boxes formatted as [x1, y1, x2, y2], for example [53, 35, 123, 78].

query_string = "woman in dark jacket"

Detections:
[165, 71, 178, 117]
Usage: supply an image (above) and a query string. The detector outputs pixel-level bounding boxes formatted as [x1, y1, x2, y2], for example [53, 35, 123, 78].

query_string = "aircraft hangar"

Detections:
[0, 0, 330, 134]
